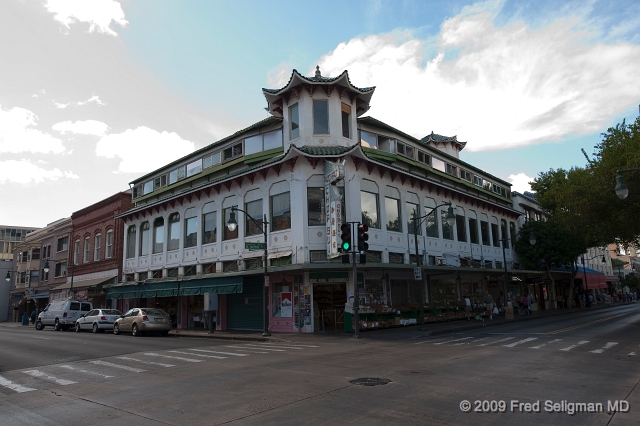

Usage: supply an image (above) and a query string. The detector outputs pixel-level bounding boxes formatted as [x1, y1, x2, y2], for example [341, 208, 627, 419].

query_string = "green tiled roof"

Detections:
[294, 145, 357, 156]
[263, 69, 375, 95]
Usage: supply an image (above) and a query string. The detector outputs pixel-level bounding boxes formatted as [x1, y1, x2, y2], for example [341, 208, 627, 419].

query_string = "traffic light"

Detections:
[340, 224, 351, 251]
[357, 223, 369, 252]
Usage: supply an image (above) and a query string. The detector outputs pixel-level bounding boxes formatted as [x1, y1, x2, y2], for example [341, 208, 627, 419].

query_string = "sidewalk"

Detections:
[1, 301, 636, 343]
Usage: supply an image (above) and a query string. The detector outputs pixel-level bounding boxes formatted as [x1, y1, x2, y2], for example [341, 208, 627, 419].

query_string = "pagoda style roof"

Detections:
[421, 131, 467, 151]
[262, 67, 375, 118]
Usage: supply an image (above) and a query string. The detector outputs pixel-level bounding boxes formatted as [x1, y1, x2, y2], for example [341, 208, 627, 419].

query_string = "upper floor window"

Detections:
[203, 152, 222, 169]
[385, 197, 401, 232]
[140, 222, 150, 256]
[473, 175, 483, 187]
[126, 225, 136, 259]
[184, 209, 197, 248]
[480, 221, 490, 245]
[509, 221, 517, 247]
[307, 188, 324, 226]
[106, 230, 113, 259]
[341, 103, 351, 139]
[417, 150, 431, 166]
[460, 169, 472, 182]
[94, 234, 101, 261]
[73, 240, 80, 265]
[186, 159, 202, 178]
[57, 236, 68, 252]
[223, 206, 238, 241]
[154, 174, 167, 190]
[469, 218, 479, 244]
[202, 202, 217, 245]
[361, 191, 380, 229]
[501, 219, 509, 249]
[168, 213, 180, 251]
[271, 193, 291, 232]
[223, 142, 243, 162]
[456, 215, 467, 242]
[84, 237, 90, 263]
[406, 202, 421, 235]
[441, 210, 454, 240]
[55, 262, 67, 277]
[31, 248, 40, 260]
[143, 180, 153, 195]
[245, 130, 283, 156]
[491, 223, 500, 247]
[313, 100, 329, 135]
[446, 163, 458, 178]
[396, 142, 414, 160]
[153, 218, 164, 253]
[245, 200, 263, 236]
[425, 207, 439, 238]
[289, 104, 300, 140]
[432, 157, 446, 173]
[360, 131, 378, 149]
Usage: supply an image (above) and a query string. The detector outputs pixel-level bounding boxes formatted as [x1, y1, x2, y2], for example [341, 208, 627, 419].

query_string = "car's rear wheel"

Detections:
[132, 324, 140, 337]
[92, 323, 99, 334]
[54, 319, 60, 331]
[35, 321, 44, 330]
[113, 323, 120, 335]
[75, 322, 81, 332]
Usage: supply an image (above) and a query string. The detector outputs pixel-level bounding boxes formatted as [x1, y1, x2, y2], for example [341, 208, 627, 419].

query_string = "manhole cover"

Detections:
[349, 377, 392, 386]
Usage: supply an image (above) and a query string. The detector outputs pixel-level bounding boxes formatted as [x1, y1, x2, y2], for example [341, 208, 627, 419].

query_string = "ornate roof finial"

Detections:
[315, 65, 321, 78]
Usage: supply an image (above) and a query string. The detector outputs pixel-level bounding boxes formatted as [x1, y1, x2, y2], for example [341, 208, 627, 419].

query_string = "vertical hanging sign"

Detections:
[324, 160, 345, 259]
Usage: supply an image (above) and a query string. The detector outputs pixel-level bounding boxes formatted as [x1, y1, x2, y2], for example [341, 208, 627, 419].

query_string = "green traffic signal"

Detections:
[341, 241, 350, 250]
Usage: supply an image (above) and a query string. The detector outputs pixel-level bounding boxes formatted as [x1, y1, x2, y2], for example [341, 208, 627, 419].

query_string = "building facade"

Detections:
[111, 68, 547, 332]
[3, 225, 40, 321]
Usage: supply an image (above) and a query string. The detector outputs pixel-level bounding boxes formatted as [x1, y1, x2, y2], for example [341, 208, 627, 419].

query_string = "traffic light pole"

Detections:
[340, 222, 368, 338]
[352, 228, 360, 339]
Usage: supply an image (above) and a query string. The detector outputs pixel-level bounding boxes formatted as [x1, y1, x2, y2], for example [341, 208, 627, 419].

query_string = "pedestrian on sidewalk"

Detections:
[484, 291, 494, 320]
[464, 295, 472, 320]
[522, 292, 530, 315]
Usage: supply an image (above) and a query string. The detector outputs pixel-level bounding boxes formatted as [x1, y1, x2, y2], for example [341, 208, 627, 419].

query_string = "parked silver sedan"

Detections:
[113, 308, 171, 336]
[75, 309, 123, 333]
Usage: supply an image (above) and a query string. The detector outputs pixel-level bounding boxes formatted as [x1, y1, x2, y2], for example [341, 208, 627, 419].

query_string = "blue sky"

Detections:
[1, 0, 639, 226]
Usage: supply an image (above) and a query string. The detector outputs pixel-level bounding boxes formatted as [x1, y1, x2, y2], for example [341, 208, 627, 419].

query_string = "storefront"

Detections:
[309, 272, 348, 333]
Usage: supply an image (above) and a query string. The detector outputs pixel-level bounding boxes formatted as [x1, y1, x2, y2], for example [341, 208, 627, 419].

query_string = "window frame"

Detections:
[360, 191, 380, 229]
[245, 199, 264, 237]
[289, 103, 300, 140]
[139, 222, 150, 256]
[126, 225, 136, 259]
[341, 102, 351, 139]
[312, 99, 329, 135]
[167, 213, 180, 251]
[83, 236, 90, 263]
[270, 192, 291, 232]
[152, 218, 164, 254]
[385, 197, 402, 233]
[106, 230, 113, 259]
[94, 233, 101, 261]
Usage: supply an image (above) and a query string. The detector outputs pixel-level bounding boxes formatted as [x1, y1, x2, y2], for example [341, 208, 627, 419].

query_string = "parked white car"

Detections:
[75, 309, 123, 333]
[36, 300, 92, 331]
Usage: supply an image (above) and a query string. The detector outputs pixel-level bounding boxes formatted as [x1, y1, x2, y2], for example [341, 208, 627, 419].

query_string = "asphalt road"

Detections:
[0, 303, 638, 426]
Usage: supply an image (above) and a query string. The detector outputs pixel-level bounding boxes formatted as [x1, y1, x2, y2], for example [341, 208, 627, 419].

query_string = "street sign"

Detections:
[414, 267, 422, 281]
[245, 242, 265, 250]
[264, 276, 270, 287]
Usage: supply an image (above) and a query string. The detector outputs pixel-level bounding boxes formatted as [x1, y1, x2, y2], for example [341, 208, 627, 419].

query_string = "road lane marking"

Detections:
[226, 345, 285, 352]
[0, 375, 36, 393]
[470, 337, 490, 343]
[143, 353, 202, 362]
[57, 365, 114, 378]
[629, 352, 637, 356]
[243, 344, 304, 350]
[559, 341, 589, 351]
[530, 339, 563, 349]
[23, 370, 76, 385]
[434, 337, 473, 345]
[90, 360, 146, 372]
[168, 350, 227, 359]
[31, 337, 51, 340]
[224, 348, 269, 354]
[115, 357, 175, 367]
[260, 343, 318, 348]
[548, 313, 630, 335]
[478, 337, 515, 346]
[188, 349, 249, 357]
[590, 342, 619, 354]
[504, 337, 538, 348]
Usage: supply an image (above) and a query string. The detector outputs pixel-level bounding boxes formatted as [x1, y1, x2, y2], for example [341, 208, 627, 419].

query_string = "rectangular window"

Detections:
[176, 166, 186, 180]
[289, 104, 299, 140]
[55, 262, 67, 277]
[154, 174, 167, 190]
[396, 142, 414, 160]
[57, 236, 68, 252]
[94, 234, 101, 261]
[360, 131, 378, 149]
[480, 221, 490, 245]
[153, 219, 164, 254]
[446, 164, 458, 177]
[184, 217, 197, 248]
[469, 218, 479, 244]
[271, 192, 291, 232]
[341, 103, 351, 138]
[168, 214, 180, 251]
[417, 150, 431, 165]
[223, 207, 238, 240]
[29, 270, 39, 285]
[263, 129, 283, 151]
[473, 175, 483, 187]
[140, 222, 150, 255]
[186, 159, 203, 178]
[73, 240, 80, 265]
[244, 135, 263, 156]
[406, 202, 421, 235]
[307, 187, 324, 226]
[510, 221, 517, 247]
[425, 208, 439, 238]
[441, 210, 454, 240]
[203, 152, 220, 169]
[106, 231, 113, 258]
[143, 180, 153, 195]
[202, 212, 217, 245]
[313, 100, 329, 134]
[432, 158, 446, 172]
[491, 223, 500, 247]
[456, 215, 467, 242]
[361, 191, 380, 229]
[169, 169, 178, 184]
[385, 197, 401, 232]
[84, 237, 90, 263]
[126, 226, 136, 258]
[31, 248, 40, 260]
[223, 142, 243, 162]
[501, 219, 509, 248]
[460, 169, 472, 182]
[245, 199, 263, 236]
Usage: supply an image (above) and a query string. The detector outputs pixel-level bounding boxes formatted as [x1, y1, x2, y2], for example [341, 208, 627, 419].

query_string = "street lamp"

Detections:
[580, 254, 606, 308]
[226, 206, 271, 337]
[411, 201, 455, 331]
[614, 168, 640, 200]
[500, 228, 536, 311]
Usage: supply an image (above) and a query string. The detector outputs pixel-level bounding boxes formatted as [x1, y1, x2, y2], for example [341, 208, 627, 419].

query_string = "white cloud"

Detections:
[0, 105, 66, 154]
[508, 172, 533, 193]
[54, 101, 69, 109]
[77, 95, 105, 106]
[53, 120, 109, 136]
[0, 159, 79, 184]
[45, 0, 128, 37]
[96, 127, 195, 173]
[314, 3, 640, 152]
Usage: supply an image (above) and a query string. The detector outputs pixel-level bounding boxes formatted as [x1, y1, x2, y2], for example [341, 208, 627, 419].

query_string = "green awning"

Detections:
[107, 285, 141, 300]
[107, 278, 243, 299]
[178, 277, 243, 296]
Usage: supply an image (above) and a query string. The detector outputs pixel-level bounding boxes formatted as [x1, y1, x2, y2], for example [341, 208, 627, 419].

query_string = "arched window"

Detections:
[139, 222, 150, 256]
[168, 213, 180, 251]
[126, 225, 136, 259]
[153, 218, 164, 254]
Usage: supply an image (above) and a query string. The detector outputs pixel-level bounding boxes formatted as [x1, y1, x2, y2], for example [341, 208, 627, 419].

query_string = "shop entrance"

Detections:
[313, 283, 346, 332]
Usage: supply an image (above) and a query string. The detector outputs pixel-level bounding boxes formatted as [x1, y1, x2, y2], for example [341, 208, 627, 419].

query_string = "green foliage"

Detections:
[514, 220, 588, 271]
[620, 273, 639, 289]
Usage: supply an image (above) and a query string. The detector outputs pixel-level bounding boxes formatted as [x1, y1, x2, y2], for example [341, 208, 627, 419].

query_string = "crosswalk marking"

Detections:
[434, 337, 473, 345]
[143, 353, 202, 362]
[188, 349, 249, 357]
[226, 345, 284, 352]
[116, 357, 175, 367]
[470, 337, 490, 343]
[590, 342, 619, 354]
[504, 337, 538, 348]
[243, 344, 303, 350]
[58, 364, 114, 378]
[23, 370, 77, 385]
[90, 360, 146, 372]
[168, 350, 227, 359]
[0, 375, 36, 393]
[530, 339, 563, 349]
[478, 337, 515, 346]
[261, 343, 318, 348]
[224, 348, 269, 354]
[559, 341, 589, 351]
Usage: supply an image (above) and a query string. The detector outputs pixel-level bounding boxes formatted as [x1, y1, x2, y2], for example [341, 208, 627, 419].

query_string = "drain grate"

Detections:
[349, 377, 392, 386]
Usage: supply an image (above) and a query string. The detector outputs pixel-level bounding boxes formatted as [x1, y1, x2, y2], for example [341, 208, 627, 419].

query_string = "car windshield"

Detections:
[102, 310, 122, 315]
[141, 308, 167, 316]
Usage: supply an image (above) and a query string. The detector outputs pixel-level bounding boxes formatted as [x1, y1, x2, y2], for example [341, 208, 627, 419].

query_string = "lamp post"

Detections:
[500, 229, 536, 311]
[227, 206, 271, 337]
[411, 202, 456, 331]
[580, 254, 606, 308]
[614, 168, 640, 200]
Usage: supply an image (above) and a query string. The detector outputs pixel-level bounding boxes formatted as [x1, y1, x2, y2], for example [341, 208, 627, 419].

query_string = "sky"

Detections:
[1, 0, 639, 227]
